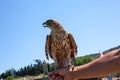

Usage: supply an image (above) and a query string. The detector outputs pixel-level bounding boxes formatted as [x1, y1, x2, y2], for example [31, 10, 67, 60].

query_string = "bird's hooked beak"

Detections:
[42, 22, 47, 27]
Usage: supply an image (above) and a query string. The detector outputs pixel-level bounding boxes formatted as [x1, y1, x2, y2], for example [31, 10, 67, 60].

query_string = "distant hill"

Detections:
[88, 45, 120, 59]
[102, 45, 120, 54]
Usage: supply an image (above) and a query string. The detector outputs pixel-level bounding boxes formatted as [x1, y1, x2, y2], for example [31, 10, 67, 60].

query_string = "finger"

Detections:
[49, 75, 62, 80]
[56, 76, 63, 80]
[49, 73, 56, 80]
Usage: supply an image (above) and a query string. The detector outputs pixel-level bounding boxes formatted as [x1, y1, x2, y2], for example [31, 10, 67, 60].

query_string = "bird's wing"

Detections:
[45, 35, 52, 60]
[68, 33, 77, 57]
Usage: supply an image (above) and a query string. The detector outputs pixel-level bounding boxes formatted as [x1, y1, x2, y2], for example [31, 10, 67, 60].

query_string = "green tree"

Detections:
[76, 55, 93, 66]
[0, 69, 14, 79]
[34, 59, 42, 65]
[5, 75, 14, 80]
[1, 72, 6, 79]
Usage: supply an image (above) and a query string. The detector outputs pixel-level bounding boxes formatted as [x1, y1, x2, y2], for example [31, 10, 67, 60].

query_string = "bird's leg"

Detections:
[67, 65, 75, 71]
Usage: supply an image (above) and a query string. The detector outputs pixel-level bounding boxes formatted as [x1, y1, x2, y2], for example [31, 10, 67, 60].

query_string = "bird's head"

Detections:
[42, 19, 64, 31]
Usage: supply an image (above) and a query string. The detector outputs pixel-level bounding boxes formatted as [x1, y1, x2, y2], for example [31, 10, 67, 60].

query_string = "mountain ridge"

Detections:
[88, 45, 120, 59]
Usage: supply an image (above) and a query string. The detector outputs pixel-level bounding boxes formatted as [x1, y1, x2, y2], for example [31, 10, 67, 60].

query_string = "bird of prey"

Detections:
[42, 19, 77, 68]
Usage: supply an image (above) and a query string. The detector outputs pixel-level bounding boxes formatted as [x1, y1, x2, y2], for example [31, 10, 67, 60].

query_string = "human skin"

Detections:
[49, 49, 120, 80]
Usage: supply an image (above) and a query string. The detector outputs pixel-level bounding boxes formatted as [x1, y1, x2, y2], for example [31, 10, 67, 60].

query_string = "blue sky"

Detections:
[0, 0, 120, 74]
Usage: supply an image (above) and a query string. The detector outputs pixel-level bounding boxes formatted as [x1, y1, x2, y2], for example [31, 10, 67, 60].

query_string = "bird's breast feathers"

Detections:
[51, 33, 69, 49]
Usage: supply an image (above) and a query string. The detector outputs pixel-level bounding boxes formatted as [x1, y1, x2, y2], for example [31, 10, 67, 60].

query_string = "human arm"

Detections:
[72, 49, 120, 79]
[49, 49, 120, 80]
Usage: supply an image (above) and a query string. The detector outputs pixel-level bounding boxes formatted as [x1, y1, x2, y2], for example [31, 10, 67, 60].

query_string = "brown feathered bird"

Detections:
[43, 19, 77, 68]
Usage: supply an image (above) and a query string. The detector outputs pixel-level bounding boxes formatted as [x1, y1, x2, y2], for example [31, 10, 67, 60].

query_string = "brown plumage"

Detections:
[43, 19, 77, 68]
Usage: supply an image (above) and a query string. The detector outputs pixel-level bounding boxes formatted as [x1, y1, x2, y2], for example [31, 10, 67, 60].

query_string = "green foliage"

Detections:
[76, 55, 93, 66]
[15, 60, 44, 77]
[5, 75, 14, 80]
[1, 73, 6, 79]
[0, 59, 46, 79]
[0, 74, 1, 78]
[1, 69, 14, 79]
[34, 59, 42, 65]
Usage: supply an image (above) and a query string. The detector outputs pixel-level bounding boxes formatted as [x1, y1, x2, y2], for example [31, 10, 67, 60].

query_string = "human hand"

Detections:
[49, 68, 76, 80]
[49, 73, 63, 80]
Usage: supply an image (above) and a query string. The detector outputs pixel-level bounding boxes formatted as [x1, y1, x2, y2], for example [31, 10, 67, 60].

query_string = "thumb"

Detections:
[53, 68, 68, 76]
[48, 69, 60, 78]
[49, 70, 63, 80]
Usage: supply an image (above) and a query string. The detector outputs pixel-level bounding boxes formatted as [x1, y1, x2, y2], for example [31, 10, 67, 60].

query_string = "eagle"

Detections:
[42, 19, 77, 68]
